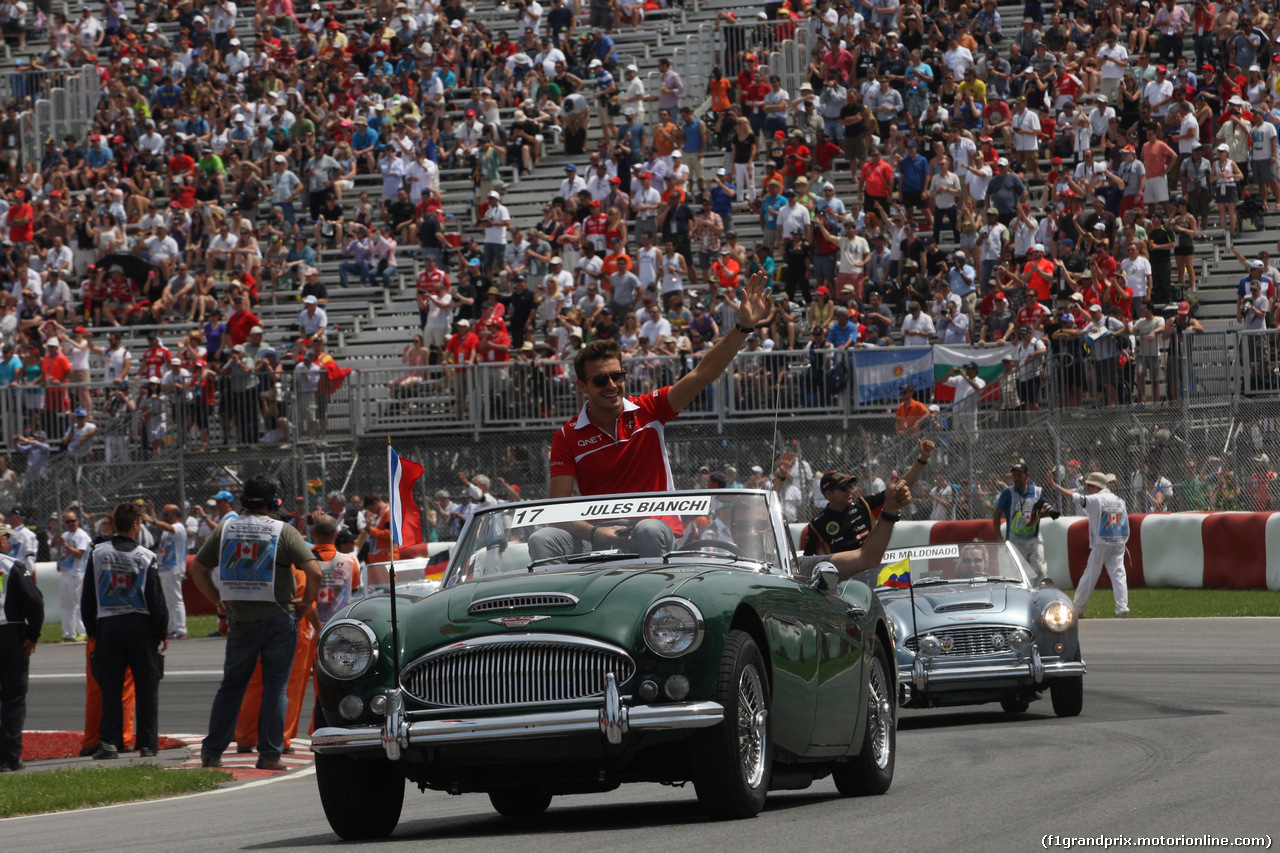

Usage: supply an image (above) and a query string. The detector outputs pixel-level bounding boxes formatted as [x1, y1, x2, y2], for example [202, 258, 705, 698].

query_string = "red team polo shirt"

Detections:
[549, 386, 684, 533]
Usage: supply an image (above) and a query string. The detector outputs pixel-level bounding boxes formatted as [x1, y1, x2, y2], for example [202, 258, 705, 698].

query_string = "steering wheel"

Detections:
[689, 538, 745, 557]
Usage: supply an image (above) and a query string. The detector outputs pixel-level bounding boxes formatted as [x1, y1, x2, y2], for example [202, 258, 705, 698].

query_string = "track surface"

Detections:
[9, 618, 1277, 852]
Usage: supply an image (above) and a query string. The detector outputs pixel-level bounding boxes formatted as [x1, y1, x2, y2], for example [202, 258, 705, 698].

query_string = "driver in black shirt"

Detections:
[801, 438, 935, 555]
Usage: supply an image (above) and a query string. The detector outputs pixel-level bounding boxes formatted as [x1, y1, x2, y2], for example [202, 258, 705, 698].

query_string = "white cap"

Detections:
[146, 22, 157, 32]
[626, 64, 638, 72]
[589, 59, 602, 68]
[273, 154, 286, 163]
[672, 150, 682, 158]
[997, 157, 1009, 166]
[1217, 143, 1230, 151]
[229, 38, 240, 46]
[304, 294, 319, 303]
[1032, 243, 1045, 252]
[489, 190, 501, 198]
[1250, 260, 1265, 269]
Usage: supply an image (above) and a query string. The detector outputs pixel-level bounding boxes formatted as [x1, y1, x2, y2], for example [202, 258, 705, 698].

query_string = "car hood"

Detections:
[880, 584, 1014, 622]
[343, 561, 724, 657]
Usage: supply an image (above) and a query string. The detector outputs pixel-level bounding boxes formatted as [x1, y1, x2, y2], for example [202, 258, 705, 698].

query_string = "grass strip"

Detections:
[1073, 588, 1280, 618]
[40, 614, 219, 644]
[0, 766, 231, 818]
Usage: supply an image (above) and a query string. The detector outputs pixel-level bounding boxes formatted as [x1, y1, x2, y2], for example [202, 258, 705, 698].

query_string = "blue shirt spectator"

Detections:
[827, 314, 860, 348]
[898, 149, 930, 192]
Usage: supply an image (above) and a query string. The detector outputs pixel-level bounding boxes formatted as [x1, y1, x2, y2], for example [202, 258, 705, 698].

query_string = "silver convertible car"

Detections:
[855, 542, 1084, 717]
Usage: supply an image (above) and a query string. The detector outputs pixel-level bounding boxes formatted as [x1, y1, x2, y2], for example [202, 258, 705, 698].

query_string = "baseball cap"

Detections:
[74, 407, 88, 417]
[1089, 302, 1103, 311]
[1177, 301, 1191, 315]
[214, 490, 234, 501]
[1009, 461, 1029, 473]
[708, 470, 728, 486]
[820, 471, 857, 491]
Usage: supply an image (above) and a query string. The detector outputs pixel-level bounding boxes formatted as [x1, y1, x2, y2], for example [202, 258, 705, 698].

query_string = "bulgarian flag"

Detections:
[388, 445, 425, 549]
[933, 345, 1015, 403]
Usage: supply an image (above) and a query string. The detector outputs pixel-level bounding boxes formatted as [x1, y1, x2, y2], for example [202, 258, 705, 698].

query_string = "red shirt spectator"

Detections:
[416, 267, 449, 294]
[1103, 280, 1134, 321]
[168, 151, 195, 180]
[42, 341, 72, 412]
[813, 139, 843, 172]
[1017, 301, 1050, 331]
[784, 142, 811, 178]
[6, 196, 33, 244]
[476, 320, 511, 363]
[445, 327, 479, 364]
[861, 156, 894, 198]
[226, 302, 261, 346]
[140, 338, 173, 379]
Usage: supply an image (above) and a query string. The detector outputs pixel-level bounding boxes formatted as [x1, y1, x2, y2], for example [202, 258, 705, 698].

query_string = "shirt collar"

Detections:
[573, 396, 638, 429]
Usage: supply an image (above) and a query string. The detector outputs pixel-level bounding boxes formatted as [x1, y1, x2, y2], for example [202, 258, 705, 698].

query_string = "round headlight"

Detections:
[1042, 601, 1076, 634]
[918, 635, 942, 659]
[318, 620, 379, 680]
[643, 598, 705, 658]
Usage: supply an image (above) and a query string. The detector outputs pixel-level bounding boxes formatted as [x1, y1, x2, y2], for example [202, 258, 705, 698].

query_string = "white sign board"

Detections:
[880, 544, 960, 564]
[506, 496, 714, 529]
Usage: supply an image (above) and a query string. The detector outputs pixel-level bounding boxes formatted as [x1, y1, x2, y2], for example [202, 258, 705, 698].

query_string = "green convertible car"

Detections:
[311, 489, 897, 839]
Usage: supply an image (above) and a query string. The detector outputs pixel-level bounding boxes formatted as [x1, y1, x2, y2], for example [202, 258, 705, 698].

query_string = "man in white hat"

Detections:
[1046, 469, 1130, 616]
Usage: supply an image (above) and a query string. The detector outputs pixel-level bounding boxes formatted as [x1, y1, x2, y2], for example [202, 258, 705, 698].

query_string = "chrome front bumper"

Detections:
[313, 676, 724, 757]
[901, 647, 1087, 693]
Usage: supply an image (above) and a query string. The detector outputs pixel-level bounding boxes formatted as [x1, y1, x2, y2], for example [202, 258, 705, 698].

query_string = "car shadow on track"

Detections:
[244, 791, 858, 847]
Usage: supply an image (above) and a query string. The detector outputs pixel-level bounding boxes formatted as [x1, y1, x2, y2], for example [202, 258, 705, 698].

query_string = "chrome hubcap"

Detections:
[867, 658, 893, 770]
[737, 664, 767, 788]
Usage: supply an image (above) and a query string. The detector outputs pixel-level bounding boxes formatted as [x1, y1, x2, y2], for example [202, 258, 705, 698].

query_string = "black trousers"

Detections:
[92, 615, 162, 752]
[0, 624, 30, 766]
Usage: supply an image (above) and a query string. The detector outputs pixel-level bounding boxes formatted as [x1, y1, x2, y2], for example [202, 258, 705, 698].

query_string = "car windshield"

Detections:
[859, 542, 1030, 589]
[445, 491, 783, 586]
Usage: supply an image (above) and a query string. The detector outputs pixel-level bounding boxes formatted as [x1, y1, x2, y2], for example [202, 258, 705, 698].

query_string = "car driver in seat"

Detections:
[529, 274, 772, 561]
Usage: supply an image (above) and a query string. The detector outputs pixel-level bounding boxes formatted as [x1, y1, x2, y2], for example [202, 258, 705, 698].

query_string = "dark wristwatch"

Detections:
[880, 511, 901, 523]
[735, 321, 754, 335]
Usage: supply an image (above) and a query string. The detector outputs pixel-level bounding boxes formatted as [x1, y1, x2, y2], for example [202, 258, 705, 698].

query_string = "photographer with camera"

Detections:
[992, 461, 1056, 584]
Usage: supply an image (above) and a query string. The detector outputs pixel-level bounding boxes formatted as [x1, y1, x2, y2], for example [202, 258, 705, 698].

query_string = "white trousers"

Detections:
[734, 162, 756, 202]
[1009, 538, 1048, 582]
[1074, 543, 1128, 615]
[59, 569, 85, 639]
[160, 570, 187, 636]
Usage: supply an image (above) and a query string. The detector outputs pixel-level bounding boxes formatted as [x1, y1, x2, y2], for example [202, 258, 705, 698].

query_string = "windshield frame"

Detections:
[860, 541, 1033, 591]
[444, 489, 791, 587]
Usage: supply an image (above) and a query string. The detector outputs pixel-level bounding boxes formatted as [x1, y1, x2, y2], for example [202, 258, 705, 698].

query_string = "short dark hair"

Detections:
[362, 493, 383, 508]
[113, 502, 144, 534]
[575, 338, 623, 381]
[242, 475, 280, 511]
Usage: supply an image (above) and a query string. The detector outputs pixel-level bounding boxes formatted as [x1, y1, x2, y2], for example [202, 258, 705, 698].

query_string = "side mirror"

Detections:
[810, 562, 840, 592]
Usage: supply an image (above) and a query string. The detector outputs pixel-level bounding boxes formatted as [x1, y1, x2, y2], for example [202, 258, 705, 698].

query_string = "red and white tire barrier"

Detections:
[821, 513, 1280, 590]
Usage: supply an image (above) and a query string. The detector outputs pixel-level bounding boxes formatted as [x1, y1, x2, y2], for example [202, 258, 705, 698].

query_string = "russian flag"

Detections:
[388, 445, 425, 548]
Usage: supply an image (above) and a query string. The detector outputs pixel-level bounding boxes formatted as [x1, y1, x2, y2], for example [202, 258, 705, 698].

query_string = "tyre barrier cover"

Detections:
[794, 513, 1280, 592]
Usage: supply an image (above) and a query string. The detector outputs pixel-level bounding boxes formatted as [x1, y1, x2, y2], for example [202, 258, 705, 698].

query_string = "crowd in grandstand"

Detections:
[3, 0, 1280, 449]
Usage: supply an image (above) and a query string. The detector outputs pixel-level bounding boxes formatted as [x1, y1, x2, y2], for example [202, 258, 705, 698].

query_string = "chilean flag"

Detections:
[388, 445, 425, 548]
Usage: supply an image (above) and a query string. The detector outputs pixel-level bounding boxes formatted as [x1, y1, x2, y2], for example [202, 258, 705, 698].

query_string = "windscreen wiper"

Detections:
[527, 551, 640, 571]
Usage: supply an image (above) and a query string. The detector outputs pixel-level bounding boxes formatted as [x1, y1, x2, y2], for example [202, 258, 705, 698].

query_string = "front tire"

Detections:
[315, 752, 405, 840]
[488, 787, 553, 817]
[692, 629, 772, 819]
[1050, 676, 1084, 717]
[832, 637, 895, 796]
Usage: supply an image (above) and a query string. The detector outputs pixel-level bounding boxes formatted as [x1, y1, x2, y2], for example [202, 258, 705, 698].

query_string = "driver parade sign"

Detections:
[880, 544, 960, 564]
[507, 496, 714, 529]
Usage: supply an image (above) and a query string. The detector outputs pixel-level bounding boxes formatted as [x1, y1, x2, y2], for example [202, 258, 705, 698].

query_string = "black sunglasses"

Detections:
[590, 371, 626, 388]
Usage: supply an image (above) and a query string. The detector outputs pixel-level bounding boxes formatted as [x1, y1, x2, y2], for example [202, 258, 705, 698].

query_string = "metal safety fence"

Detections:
[9, 333, 1280, 534]
[3, 65, 101, 168]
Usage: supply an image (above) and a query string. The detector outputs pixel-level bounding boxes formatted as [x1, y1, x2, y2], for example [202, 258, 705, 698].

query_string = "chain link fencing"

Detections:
[7, 339, 1280, 536]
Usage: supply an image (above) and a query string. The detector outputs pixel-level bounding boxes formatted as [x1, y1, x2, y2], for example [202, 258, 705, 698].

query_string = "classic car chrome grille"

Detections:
[468, 593, 579, 614]
[905, 626, 1017, 657]
[401, 634, 635, 708]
